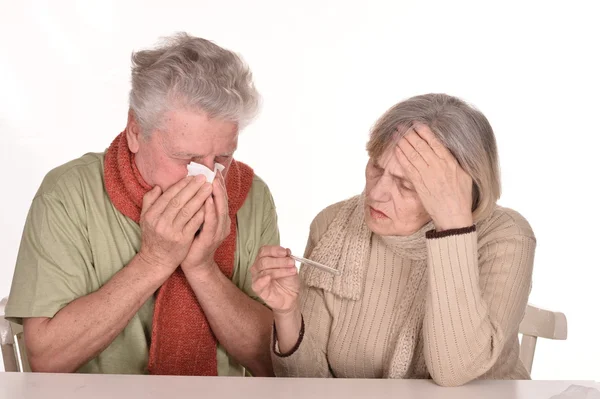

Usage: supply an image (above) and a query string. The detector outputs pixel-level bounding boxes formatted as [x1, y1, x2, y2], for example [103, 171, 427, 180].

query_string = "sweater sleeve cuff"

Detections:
[272, 314, 305, 358]
[426, 225, 476, 239]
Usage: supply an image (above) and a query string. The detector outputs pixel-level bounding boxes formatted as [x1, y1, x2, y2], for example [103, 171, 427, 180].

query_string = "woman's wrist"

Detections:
[273, 306, 303, 355]
[432, 213, 473, 232]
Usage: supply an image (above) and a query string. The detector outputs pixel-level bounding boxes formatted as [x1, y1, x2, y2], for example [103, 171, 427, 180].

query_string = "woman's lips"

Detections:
[369, 206, 388, 219]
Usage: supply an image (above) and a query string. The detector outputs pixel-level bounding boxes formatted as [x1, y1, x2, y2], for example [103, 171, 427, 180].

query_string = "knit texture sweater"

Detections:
[272, 195, 534, 386]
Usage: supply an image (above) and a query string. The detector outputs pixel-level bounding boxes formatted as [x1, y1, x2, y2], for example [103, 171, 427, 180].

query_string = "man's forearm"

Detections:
[184, 264, 274, 376]
[24, 254, 170, 372]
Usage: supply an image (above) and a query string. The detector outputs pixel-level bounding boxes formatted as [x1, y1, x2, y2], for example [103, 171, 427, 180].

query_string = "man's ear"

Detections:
[126, 109, 142, 153]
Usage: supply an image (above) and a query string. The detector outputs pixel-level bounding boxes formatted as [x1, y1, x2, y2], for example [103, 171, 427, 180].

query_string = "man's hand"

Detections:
[181, 170, 231, 277]
[138, 174, 213, 275]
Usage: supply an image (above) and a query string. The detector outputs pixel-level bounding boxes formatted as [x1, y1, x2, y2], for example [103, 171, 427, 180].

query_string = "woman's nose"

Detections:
[368, 176, 392, 203]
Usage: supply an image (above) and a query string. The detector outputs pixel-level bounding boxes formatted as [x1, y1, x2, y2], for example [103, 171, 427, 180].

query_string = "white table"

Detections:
[1, 373, 599, 399]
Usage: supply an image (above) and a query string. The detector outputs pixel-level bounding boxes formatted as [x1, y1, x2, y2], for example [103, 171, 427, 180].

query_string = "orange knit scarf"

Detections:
[104, 131, 254, 375]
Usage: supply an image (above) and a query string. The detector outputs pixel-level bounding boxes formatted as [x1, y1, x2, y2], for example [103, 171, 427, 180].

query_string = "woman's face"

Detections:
[364, 146, 431, 236]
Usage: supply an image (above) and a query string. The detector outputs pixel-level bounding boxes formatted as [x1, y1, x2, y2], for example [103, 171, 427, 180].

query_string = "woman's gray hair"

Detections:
[129, 32, 260, 136]
[367, 93, 501, 221]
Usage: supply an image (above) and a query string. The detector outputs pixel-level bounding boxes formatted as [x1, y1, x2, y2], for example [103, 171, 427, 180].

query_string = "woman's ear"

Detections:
[471, 182, 480, 212]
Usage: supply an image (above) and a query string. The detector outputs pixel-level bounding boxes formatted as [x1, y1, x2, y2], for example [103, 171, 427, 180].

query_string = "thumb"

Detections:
[141, 186, 162, 215]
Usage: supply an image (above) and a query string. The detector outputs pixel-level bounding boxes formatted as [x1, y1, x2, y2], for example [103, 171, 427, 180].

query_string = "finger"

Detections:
[404, 127, 438, 165]
[395, 145, 425, 189]
[149, 176, 195, 215]
[252, 256, 296, 275]
[252, 268, 298, 294]
[216, 170, 228, 199]
[252, 274, 272, 295]
[397, 136, 428, 171]
[257, 246, 289, 259]
[215, 171, 230, 232]
[258, 267, 298, 281]
[183, 207, 206, 236]
[141, 186, 162, 218]
[202, 196, 218, 238]
[412, 123, 454, 161]
[161, 175, 208, 221]
[212, 171, 229, 222]
[251, 246, 290, 275]
[173, 182, 213, 229]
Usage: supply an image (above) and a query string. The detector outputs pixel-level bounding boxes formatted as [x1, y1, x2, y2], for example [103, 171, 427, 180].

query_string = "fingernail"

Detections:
[195, 174, 206, 183]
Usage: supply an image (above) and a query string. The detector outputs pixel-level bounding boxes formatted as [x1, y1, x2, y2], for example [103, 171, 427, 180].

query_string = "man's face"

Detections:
[127, 108, 239, 191]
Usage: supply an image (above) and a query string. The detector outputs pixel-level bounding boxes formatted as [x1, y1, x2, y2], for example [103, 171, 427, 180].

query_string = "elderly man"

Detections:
[5, 32, 278, 376]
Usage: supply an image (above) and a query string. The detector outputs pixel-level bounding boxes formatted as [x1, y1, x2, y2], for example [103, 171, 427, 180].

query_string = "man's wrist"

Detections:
[182, 259, 221, 284]
[130, 253, 174, 284]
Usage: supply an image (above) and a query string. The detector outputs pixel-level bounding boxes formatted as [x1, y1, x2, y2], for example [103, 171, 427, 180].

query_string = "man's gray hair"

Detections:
[367, 93, 501, 221]
[129, 32, 260, 136]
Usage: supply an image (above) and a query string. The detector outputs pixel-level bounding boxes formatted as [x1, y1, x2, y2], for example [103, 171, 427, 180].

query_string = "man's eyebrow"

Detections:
[173, 152, 202, 158]
[172, 150, 236, 158]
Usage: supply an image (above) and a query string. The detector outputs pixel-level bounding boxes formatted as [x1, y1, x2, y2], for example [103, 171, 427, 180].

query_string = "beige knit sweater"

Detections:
[271, 196, 534, 386]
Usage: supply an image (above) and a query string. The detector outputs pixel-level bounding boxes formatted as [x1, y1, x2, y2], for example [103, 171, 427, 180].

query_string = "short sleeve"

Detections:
[5, 193, 94, 324]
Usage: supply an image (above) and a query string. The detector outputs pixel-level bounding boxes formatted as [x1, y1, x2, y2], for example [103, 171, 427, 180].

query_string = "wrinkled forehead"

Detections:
[373, 146, 406, 179]
[158, 109, 239, 154]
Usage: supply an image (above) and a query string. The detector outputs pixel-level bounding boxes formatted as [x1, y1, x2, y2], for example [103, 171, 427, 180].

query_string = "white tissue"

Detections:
[550, 385, 600, 399]
[186, 162, 225, 183]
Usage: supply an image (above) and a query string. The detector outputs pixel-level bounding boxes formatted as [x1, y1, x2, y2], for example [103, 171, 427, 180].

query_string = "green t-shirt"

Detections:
[5, 152, 279, 375]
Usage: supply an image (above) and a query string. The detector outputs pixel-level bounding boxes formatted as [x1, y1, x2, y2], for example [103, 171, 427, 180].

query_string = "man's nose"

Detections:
[193, 157, 215, 170]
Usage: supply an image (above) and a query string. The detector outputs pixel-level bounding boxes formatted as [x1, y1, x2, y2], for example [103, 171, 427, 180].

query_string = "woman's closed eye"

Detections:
[397, 179, 415, 191]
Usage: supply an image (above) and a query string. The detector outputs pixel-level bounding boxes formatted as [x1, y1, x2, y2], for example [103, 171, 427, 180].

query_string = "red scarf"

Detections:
[104, 131, 254, 375]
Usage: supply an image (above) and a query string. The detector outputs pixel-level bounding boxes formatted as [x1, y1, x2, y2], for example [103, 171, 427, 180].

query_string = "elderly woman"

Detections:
[251, 93, 534, 386]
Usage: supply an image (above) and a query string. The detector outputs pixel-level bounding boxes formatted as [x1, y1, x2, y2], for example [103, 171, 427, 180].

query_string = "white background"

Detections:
[1, 0, 598, 380]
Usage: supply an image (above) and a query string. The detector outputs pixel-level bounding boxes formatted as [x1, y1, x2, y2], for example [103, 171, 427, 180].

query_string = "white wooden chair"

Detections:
[0, 297, 25, 372]
[518, 304, 568, 374]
